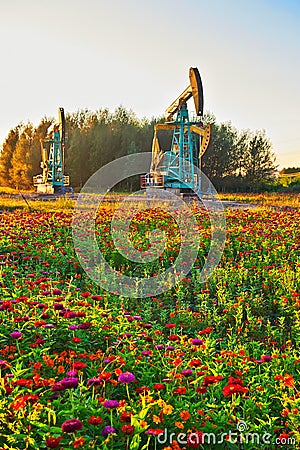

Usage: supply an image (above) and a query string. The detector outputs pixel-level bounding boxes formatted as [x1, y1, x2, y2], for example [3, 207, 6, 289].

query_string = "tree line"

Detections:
[0, 106, 277, 191]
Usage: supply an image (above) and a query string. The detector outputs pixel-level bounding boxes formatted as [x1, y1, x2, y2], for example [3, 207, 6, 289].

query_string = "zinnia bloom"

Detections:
[181, 369, 193, 377]
[45, 436, 62, 448]
[191, 338, 203, 345]
[87, 378, 102, 386]
[174, 387, 186, 395]
[88, 415, 104, 425]
[61, 377, 79, 389]
[187, 430, 204, 448]
[223, 384, 249, 397]
[255, 355, 272, 363]
[10, 331, 22, 339]
[52, 377, 78, 391]
[52, 288, 62, 295]
[103, 399, 120, 409]
[102, 426, 116, 437]
[61, 418, 83, 433]
[145, 428, 164, 436]
[121, 424, 134, 435]
[73, 437, 85, 448]
[203, 375, 223, 386]
[118, 372, 135, 384]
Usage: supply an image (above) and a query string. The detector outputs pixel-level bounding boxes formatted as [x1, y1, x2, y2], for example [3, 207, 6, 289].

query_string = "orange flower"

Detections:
[274, 374, 284, 381]
[115, 368, 122, 376]
[42, 355, 54, 367]
[175, 421, 184, 429]
[33, 362, 42, 370]
[170, 440, 181, 450]
[57, 365, 65, 374]
[73, 437, 85, 448]
[283, 374, 295, 389]
[179, 410, 191, 421]
[172, 358, 182, 367]
[10, 397, 26, 410]
[153, 415, 161, 424]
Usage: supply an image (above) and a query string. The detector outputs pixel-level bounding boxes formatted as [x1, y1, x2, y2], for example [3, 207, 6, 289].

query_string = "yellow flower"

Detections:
[152, 415, 161, 424]
[163, 404, 174, 415]
[157, 399, 165, 408]
[140, 420, 148, 428]
[144, 394, 154, 404]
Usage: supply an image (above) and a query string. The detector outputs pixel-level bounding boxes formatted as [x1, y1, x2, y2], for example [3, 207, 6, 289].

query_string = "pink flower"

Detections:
[10, 331, 22, 339]
[118, 372, 135, 384]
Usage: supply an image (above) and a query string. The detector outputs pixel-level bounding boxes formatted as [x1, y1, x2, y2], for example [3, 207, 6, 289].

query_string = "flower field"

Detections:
[0, 195, 299, 449]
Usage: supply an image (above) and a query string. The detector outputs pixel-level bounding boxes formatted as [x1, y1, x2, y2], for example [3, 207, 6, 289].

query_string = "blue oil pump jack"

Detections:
[141, 68, 211, 195]
[33, 107, 72, 194]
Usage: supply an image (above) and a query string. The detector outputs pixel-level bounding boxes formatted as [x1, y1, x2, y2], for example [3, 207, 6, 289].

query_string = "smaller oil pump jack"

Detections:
[141, 67, 211, 196]
[33, 107, 72, 194]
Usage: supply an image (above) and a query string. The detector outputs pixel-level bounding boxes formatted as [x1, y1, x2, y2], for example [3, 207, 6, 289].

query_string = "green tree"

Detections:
[201, 118, 238, 190]
[9, 124, 34, 190]
[0, 125, 20, 186]
[242, 130, 277, 189]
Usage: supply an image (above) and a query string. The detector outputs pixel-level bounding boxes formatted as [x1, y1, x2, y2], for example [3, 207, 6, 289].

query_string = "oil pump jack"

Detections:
[33, 107, 72, 194]
[141, 67, 211, 196]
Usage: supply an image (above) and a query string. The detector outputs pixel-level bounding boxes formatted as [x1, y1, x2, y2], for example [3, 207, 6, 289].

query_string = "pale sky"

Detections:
[1, 0, 299, 169]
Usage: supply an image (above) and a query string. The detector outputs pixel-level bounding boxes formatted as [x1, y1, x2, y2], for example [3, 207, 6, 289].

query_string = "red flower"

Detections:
[174, 387, 186, 395]
[198, 327, 213, 335]
[169, 334, 180, 341]
[153, 383, 166, 391]
[135, 386, 150, 394]
[121, 424, 135, 435]
[46, 436, 62, 448]
[88, 415, 104, 425]
[227, 376, 243, 385]
[196, 387, 207, 394]
[145, 428, 164, 436]
[189, 359, 202, 367]
[187, 430, 204, 448]
[72, 361, 87, 370]
[120, 412, 132, 423]
[223, 384, 249, 397]
[203, 375, 223, 386]
[81, 291, 91, 298]
[98, 372, 112, 381]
